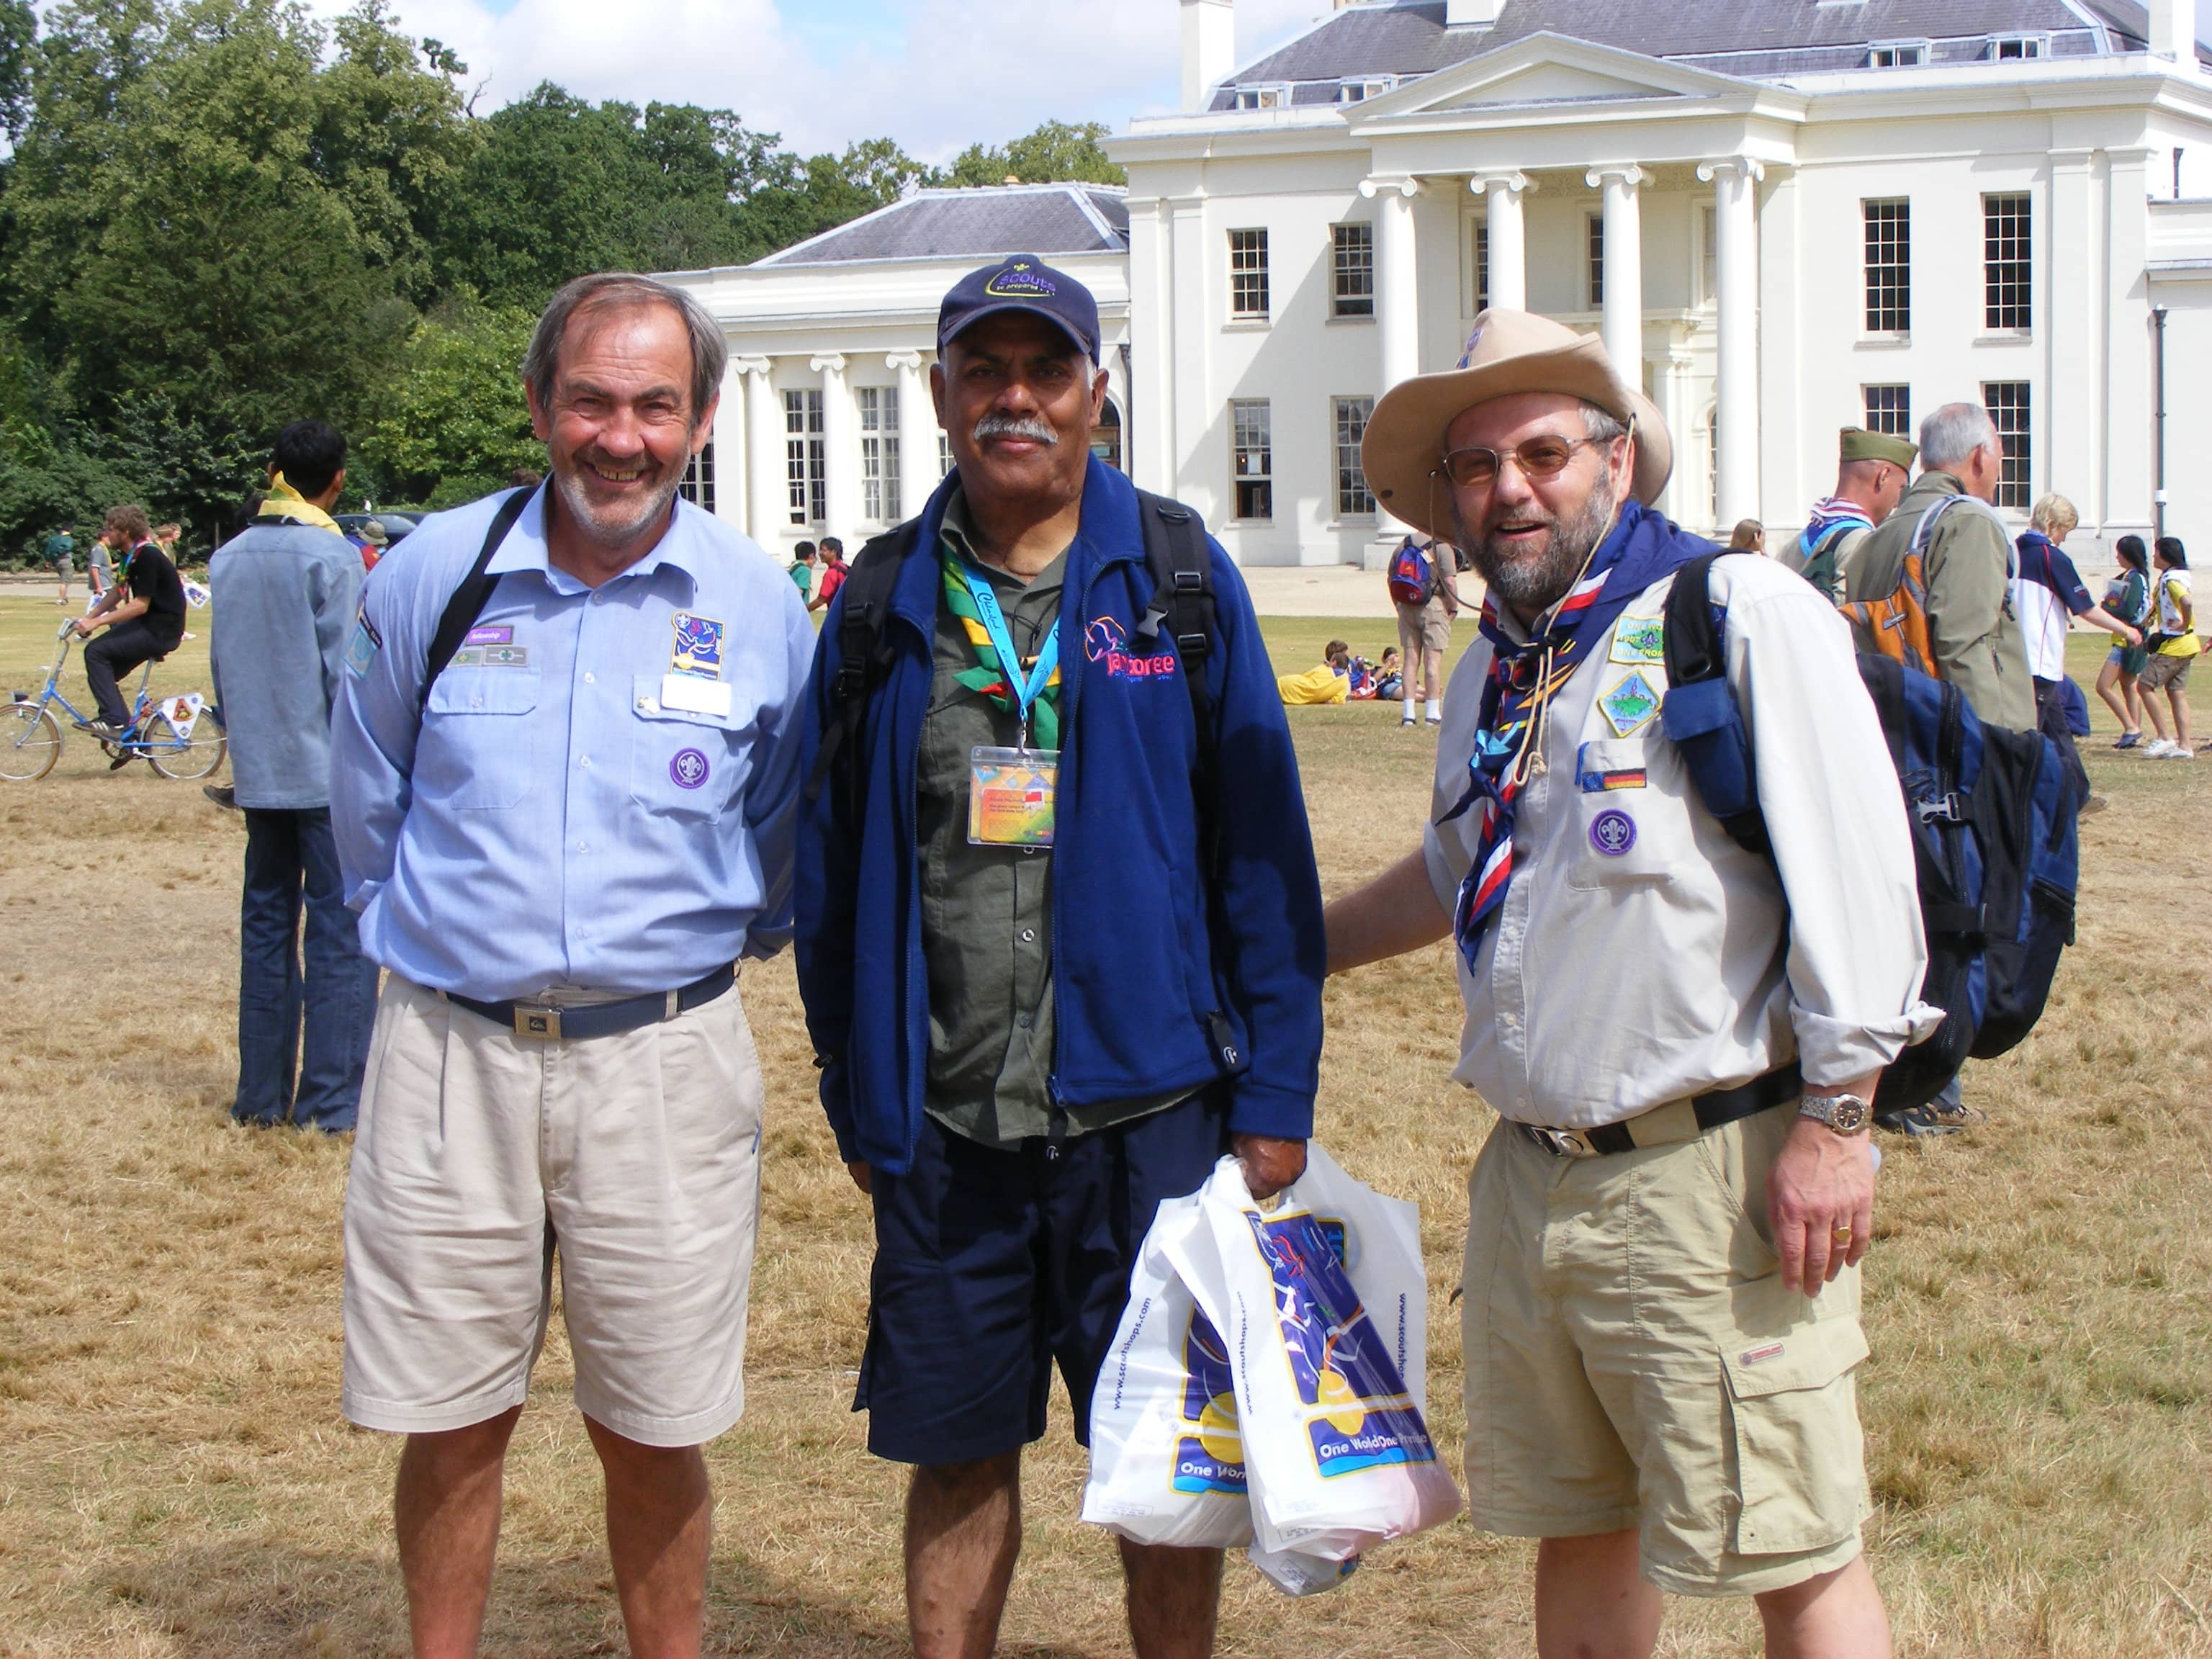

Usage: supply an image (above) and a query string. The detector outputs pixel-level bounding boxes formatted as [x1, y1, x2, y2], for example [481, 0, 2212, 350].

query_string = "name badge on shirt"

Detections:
[659, 673, 733, 718]
[969, 746, 1058, 848]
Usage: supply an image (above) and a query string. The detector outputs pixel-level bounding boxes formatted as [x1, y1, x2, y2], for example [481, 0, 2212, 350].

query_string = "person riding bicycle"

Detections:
[75, 504, 187, 742]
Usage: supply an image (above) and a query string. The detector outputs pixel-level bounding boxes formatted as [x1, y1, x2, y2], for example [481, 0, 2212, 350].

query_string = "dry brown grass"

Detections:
[0, 590, 2207, 1658]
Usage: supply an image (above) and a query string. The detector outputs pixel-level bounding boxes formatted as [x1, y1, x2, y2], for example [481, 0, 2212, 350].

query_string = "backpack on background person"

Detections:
[1385, 539, 1436, 608]
[1662, 553, 2079, 1116]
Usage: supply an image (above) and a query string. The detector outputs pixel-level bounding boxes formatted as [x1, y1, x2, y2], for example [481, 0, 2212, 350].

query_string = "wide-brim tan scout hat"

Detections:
[1361, 309, 1674, 543]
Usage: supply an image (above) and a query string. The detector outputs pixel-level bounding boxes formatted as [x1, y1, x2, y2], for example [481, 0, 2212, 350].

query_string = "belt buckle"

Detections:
[513, 1004, 561, 1040]
[1525, 1123, 1591, 1158]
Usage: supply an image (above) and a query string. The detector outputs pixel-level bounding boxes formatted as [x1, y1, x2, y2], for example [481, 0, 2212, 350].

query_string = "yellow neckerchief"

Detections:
[257, 473, 345, 537]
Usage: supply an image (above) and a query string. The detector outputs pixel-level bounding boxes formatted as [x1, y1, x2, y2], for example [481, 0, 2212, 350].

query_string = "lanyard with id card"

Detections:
[960, 562, 1061, 849]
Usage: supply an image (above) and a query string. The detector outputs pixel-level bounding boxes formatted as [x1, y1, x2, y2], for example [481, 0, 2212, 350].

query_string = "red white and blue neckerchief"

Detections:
[1440, 499, 1707, 972]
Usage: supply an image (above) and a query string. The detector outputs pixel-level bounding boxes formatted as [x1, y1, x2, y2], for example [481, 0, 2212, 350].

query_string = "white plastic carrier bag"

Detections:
[1080, 1192, 1255, 1550]
[1164, 1145, 1463, 1563]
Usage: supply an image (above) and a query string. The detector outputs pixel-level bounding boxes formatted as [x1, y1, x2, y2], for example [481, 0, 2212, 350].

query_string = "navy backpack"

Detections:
[1660, 554, 2079, 1114]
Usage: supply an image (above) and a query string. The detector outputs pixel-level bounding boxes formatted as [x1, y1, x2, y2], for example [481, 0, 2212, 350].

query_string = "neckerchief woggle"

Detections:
[943, 547, 1063, 749]
[1441, 499, 1705, 973]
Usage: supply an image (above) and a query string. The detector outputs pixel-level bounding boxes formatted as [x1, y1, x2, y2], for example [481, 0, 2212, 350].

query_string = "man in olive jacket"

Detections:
[1845, 403, 2036, 733]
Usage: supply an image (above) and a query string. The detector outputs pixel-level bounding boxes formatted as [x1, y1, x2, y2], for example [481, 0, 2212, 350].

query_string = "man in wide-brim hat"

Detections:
[1326, 311, 1941, 1658]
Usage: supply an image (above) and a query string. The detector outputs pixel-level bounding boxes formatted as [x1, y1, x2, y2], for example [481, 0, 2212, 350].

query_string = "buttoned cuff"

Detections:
[1422, 824, 1464, 916]
[1791, 1000, 1946, 1089]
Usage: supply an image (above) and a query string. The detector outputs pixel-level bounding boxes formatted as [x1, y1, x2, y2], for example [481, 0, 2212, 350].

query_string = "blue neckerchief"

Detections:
[1443, 500, 1710, 971]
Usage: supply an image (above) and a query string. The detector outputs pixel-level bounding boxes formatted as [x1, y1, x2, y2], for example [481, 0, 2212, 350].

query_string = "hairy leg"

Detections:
[907, 1453, 1023, 1659]
[1534, 1529, 1663, 1659]
[395, 1406, 523, 1659]
[584, 1416, 712, 1659]
[1753, 1554, 1892, 1659]
[1120, 1539, 1224, 1659]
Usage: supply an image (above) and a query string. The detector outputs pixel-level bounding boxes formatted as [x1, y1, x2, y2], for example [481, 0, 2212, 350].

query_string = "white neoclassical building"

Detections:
[667, 0, 2212, 570]
[660, 185, 1133, 562]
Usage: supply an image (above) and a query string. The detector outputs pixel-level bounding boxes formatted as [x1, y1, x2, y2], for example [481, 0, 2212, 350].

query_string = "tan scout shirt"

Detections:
[1846, 472, 2037, 733]
[1424, 553, 1939, 1131]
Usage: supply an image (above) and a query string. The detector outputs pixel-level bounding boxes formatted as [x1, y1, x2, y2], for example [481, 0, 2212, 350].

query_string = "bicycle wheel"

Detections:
[0, 703, 63, 782]
[145, 713, 227, 781]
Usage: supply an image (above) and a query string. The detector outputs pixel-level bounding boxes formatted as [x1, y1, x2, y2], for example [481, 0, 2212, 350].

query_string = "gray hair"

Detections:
[1583, 403, 1629, 445]
[524, 274, 728, 429]
[1919, 403, 2000, 471]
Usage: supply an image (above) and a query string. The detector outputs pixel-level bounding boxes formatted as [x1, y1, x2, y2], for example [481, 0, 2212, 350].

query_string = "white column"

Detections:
[811, 353, 859, 538]
[737, 356, 780, 546]
[1586, 165, 1647, 385]
[1359, 176, 1424, 556]
[1471, 172, 1532, 312]
[711, 351, 745, 525]
[889, 350, 935, 522]
[1697, 158, 1762, 528]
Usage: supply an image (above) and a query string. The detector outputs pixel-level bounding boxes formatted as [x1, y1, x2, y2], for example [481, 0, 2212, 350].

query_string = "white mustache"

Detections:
[974, 414, 1059, 446]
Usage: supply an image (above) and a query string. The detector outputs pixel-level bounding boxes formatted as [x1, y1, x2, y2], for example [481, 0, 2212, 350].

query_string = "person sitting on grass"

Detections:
[1374, 644, 1406, 701]
[2141, 537, 2200, 760]
[2096, 536, 2154, 749]
[1278, 639, 1353, 706]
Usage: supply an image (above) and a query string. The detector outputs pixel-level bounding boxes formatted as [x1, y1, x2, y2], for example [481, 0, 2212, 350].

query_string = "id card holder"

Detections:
[968, 746, 1058, 848]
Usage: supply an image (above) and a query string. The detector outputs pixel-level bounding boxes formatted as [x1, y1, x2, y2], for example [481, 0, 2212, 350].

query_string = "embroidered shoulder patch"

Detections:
[1598, 670, 1662, 737]
[1609, 616, 1666, 665]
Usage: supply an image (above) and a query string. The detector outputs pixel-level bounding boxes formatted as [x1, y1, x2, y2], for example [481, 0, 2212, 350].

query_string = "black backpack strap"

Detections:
[804, 518, 925, 814]
[1133, 491, 1221, 879]
[1660, 552, 1772, 857]
[418, 489, 532, 719]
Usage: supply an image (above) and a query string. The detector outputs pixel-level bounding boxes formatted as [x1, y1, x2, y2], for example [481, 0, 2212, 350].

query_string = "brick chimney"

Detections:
[2149, 0, 2194, 60]
[1182, 0, 1234, 114]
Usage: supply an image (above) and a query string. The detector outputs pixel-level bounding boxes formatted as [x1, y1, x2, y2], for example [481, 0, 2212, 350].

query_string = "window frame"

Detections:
[678, 441, 716, 516]
[1987, 33, 2048, 60]
[1863, 385, 1912, 439]
[857, 385, 902, 526]
[784, 388, 825, 527]
[1229, 227, 1272, 320]
[1869, 40, 1929, 68]
[1331, 222, 1375, 320]
[1230, 398, 1274, 523]
[1233, 84, 1290, 110]
[1862, 198, 1912, 336]
[1982, 192, 2033, 333]
[1332, 395, 1377, 520]
[1337, 76, 1395, 104]
[1586, 212, 1605, 310]
[1982, 381, 2033, 511]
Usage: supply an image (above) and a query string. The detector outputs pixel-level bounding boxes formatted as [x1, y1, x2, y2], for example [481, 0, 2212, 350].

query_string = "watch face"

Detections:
[1828, 1098, 1868, 1132]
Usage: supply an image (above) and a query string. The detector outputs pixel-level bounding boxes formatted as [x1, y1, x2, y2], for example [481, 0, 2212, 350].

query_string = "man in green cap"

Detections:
[1784, 428, 1917, 601]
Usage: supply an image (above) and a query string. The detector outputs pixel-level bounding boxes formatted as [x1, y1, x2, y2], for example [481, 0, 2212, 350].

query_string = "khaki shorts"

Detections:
[1461, 1102, 1870, 1598]
[1397, 601, 1452, 663]
[343, 976, 765, 1447]
[2139, 650, 2194, 692]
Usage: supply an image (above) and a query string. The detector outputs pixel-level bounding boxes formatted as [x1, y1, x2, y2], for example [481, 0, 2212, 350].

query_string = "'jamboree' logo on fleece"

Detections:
[1083, 615, 1182, 683]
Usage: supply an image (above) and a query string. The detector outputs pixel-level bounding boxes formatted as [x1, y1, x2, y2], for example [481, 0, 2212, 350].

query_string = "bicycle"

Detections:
[1, 620, 228, 783]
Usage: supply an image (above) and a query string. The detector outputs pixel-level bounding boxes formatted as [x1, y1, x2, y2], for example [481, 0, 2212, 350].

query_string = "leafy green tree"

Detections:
[359, 300, 541, 507]
[941, 120, 1125, 189]
[0, 0, 35, 142]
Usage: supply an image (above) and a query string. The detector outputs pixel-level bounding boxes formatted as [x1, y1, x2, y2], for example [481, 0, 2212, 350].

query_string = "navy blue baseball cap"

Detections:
[937, 255, 1102, 363]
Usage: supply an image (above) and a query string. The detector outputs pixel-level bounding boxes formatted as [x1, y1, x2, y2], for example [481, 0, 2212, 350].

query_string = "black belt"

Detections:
[1516, 1062, 1802, 1157]
[444, 964, 734, 1041]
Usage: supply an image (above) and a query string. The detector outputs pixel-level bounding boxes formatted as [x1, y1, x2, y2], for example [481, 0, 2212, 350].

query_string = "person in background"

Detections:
[351, 518, 392, 572]
[1393, 534, 1460, 727]
[73, 505, 185, 742]
[1727, 519, 1765, 554]
[2095, 536, 2154, 749]
[86, 525, 117, 607]
[208, 419, 379, 1135]
[1374, 644, 1405, 702]
[44, 522, 75, 606]
[2141, 537, 2199, 760]
[791, 539, 819, 606]
[154, 522, 185, 567]
[1784, 429, 1917, 603]
[2011, 493, 2136, 810]
[811, 534, 849, 613]
[1279, 639, 1353, 706]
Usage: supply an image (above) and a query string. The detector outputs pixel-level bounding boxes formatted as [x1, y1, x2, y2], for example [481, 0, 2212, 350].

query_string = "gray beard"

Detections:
[1455, 474, 1622, 619]
[553, 461, 685, 549]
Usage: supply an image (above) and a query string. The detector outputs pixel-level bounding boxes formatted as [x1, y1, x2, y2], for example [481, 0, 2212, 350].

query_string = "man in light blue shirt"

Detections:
[210, 418, 379, 1133]
[329, 271, 815, 1658]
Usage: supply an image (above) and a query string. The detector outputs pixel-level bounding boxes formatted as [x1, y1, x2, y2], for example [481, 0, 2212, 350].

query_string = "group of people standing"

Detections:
[2092, 532, 2199, 757]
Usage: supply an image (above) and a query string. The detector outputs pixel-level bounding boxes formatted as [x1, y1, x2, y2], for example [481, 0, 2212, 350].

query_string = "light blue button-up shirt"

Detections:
[330, 486, 817, 1002]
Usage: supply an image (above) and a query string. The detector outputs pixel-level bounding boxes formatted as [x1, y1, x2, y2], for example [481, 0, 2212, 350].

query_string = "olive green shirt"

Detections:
[1845, 472, 2037, 733]
[921, 490, 1193, 1148]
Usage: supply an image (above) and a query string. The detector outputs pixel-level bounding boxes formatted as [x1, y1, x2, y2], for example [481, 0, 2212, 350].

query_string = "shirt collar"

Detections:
[939, 483, 1071, 591]
[486, 484, 703, 598]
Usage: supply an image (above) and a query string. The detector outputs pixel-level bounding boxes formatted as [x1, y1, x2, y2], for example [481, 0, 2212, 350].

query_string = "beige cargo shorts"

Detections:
[342, 976, 765, 1448]
[1460, 1101, 1871, 1597]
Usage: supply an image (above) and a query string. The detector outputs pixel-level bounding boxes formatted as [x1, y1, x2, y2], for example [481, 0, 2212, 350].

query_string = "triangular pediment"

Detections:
[1352, 31, 1761, 121]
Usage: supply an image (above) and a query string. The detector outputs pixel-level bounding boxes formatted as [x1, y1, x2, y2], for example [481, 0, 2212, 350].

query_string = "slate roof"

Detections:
[756, 184, 1129, 268]
[1211, 0, 2206, 107]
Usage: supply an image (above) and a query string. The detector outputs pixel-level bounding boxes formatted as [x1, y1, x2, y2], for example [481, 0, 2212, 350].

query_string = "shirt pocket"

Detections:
[1564, 737, 1677, 891]
[422, 670, 539, 809]
[629, 675, 754, 823]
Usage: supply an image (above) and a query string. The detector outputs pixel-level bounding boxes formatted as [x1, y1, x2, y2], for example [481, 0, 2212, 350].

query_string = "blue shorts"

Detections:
[855, 1090, 1229, 1467]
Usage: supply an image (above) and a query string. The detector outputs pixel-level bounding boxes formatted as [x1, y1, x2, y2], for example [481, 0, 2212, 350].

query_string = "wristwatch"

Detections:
[1798, 1093, 1871, 1135]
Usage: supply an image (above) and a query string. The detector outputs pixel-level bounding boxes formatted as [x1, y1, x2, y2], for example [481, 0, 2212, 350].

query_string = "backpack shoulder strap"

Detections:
[804, 516, 924, 810]
[1133, 490, 1222, 880]
[1660, 552, 1772, 858]
[419, 489, 531, 718]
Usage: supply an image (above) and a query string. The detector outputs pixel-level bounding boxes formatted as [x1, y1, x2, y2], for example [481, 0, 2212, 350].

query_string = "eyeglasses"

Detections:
[1434, 436, 1611, 490]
